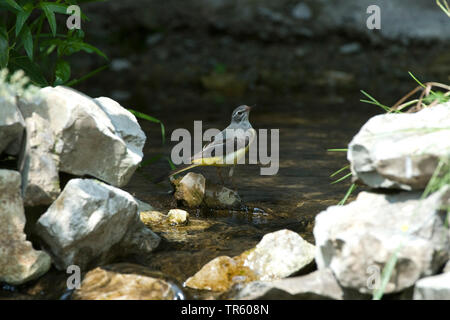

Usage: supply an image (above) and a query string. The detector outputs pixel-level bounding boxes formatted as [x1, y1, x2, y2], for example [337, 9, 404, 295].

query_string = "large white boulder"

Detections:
[0, 170, 51, 285]
[348, 103, 450, 190]
[35, 178, 160, 270]
[314, 186, 450, 294]
[18, 86, 146, 190]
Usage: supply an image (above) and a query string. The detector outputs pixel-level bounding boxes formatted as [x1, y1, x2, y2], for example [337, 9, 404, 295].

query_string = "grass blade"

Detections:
[338, 183, 357, 205]
[331, 172, 352, 184]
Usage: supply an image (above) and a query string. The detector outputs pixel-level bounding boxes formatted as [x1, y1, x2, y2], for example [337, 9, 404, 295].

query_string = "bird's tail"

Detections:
[152, 164, 200, 184]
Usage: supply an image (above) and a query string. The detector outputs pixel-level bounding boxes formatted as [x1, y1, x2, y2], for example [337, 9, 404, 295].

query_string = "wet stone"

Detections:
[73, 263, 180, 300]
[167, 209, 189, 225]
[184, 229, 315, 292]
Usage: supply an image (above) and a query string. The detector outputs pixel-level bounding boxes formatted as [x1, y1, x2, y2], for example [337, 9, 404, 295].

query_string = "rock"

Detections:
[0, 170, 51, 285]
[140, 210, 166, 226]
[0, 96, 25, 156]
[17, 107, 61, 206]
[185, 229, 315, 291]
[243, 229, 316, 281]
[314, 0, 450, 43]
[94, 96, 146, 162]
[73, 263, 179, 300]
[235, 269, 344, 300]
[18, 86, 145, 188]
[167, 209, 189, 225]
[204, 183, 242, 209]
[348, 103, 450, 190]
[291, 2, 312, 20]
[413, 272, 450, 300]
[174, 172, 205, 207]
[314, 186, 450, 294]
[184, 256, 258, 292]
[444, 261, 450, 273]
[35, 178, 160, 270]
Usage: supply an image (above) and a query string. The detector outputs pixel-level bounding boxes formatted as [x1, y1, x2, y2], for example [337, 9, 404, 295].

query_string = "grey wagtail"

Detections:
[154, 105, 256, 183]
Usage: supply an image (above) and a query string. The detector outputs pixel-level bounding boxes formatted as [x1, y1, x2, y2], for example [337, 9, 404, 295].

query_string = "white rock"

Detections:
[244, 229, 316, 281]
[348, 103, 450, 190]
[167, 209, 189, 225]
[94, 96, 146, 162]
[314, 186, 450, 294]
[18, 86, 145, 187]
[413, 272, 450, 300]
[17, 107, 61, 206]
[174, 172, 205, 207]
[0, 169, 51, 285]
[0, 97, 25, 155]
[235, 269, 344, 300]
[35, 178, 160, 270]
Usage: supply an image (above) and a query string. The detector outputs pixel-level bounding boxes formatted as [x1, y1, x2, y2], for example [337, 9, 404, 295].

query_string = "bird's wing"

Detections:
[191, 129, 256, 165]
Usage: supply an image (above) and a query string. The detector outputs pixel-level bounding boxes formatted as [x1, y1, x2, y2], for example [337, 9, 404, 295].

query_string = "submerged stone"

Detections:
[167, 209, 189, 225]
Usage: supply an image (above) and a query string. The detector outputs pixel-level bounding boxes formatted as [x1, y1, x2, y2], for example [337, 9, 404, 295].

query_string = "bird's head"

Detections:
[231, 105, 252, 124]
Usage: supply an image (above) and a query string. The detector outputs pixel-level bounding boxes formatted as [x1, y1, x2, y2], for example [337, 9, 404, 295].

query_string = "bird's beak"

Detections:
[245, 105, 252, 112]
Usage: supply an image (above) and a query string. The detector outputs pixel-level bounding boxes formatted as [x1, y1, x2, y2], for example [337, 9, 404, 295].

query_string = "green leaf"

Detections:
[16, 8, 33, 36]
[128, 109, 165, 144]
[42, 3, 69, 15]
[338, 183, 357, 205]
[0, 26, 9, 68]
[128, 109, 161, 123]
[331, 172, 352, 185]
[40, 2, 57, 37]
[21, 25, 33, 60]
[5, 0, 23, 11]
[330, 165, 350, 178]
[65, 64, 108, 86]
[54, 60, 71, 85]
[327, 148, 348, 152]
[9, 56, 48, 86]
[56, 38, 108, 59]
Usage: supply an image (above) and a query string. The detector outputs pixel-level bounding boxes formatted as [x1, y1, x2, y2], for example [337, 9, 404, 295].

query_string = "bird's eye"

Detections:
[237, 111, 243, 115]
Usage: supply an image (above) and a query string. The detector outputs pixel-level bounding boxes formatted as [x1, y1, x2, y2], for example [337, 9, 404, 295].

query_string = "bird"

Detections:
[154, 105, 256, 185]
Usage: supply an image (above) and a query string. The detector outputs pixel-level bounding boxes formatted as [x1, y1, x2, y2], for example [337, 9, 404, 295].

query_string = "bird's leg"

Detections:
[228, 166, 237, 191]
[216, 167, 225, 186]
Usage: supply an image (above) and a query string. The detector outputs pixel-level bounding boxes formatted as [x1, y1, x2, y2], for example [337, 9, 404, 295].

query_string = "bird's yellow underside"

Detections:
[191, 144, 250, 166]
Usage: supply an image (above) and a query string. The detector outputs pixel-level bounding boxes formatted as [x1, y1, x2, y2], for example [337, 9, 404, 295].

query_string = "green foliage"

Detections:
[0, 0, 108, 87]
